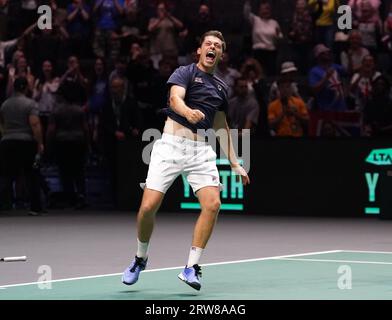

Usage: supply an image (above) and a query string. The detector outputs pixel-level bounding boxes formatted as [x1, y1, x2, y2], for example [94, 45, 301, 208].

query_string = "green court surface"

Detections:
[1, 250, 392, 300]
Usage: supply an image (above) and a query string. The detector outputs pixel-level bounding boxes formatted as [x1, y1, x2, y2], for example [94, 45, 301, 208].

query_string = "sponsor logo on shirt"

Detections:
[194, 77, 203, 84]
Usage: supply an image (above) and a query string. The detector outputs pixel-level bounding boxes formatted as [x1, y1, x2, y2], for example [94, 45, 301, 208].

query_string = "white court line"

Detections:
[277, 257, 392, 265]
[340, 250, 392, 255]
[0, 249, 342, 289]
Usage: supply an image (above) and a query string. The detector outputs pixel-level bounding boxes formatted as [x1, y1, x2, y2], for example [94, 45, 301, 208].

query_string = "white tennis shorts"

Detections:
[142, 133, 222, 194]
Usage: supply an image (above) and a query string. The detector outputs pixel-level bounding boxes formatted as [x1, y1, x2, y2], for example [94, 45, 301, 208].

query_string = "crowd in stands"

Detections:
[1, 0, 392, 212]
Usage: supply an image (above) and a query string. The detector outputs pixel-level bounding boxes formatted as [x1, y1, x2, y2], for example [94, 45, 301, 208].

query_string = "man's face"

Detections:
[42, 61, 52, 75]
[68, 56, 79, 70]
[279, 82, 292, 99]
[199, 4, 210, 19]
[362, 56, 375, 73]
[296, 0, 306, 11]
[319, 51, 332, 64]
[111, 79, 124, 100]
[95, 59, 104, 75]
[116, 62, 127, 75]
[236, 80, 248, 97]
[349, 32, 362, 47]
[197, 35, 224, 71]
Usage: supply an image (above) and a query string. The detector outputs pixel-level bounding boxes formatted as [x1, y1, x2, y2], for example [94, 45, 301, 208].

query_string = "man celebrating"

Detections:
[122, 30, 250, 291]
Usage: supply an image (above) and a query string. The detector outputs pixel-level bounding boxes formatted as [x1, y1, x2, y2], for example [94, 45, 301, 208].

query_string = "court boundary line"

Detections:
[339, 250, 392, 255]
[277, 257, 392, 265]
[0, 249, 342, 289]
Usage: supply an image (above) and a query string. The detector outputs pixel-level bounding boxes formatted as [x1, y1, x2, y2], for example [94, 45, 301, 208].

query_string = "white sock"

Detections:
[136, 239, 149, 259]
[187, 246, 203, 267]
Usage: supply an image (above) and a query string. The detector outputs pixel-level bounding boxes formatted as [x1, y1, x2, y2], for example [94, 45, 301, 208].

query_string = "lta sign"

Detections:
[364, 148, 392, 216]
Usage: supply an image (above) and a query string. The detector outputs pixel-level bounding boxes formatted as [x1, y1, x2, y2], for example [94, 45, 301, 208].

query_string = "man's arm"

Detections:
[169, 85, 205, 124]
[213, 111, 250, 185]
[29, 114, 44, 154]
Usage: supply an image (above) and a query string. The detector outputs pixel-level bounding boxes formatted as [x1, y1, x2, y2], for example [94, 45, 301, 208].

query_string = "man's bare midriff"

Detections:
[163, 117, 206, 141]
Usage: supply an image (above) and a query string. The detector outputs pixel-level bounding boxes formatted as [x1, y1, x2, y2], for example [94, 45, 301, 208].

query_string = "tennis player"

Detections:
[122, 30, 250, 291]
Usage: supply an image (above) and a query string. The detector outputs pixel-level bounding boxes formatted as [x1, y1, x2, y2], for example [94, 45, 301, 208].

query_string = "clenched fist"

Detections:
[185, 108, 205, 124]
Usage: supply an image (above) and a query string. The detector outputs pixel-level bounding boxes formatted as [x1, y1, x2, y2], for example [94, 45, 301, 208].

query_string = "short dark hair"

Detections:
[199, 30, 226, 52]
[13, 77, 28, 92]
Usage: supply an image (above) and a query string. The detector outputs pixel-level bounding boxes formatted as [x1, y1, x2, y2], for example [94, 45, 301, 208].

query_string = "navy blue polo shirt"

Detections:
[164, 63, 229, 133]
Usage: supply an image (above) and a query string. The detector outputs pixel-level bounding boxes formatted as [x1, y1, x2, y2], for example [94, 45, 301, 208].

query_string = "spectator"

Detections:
[340, 30, 370, 75]
[180, 3, 217, 61]
[308, 0, 340, 49]
[59, 55, 88, 106]
[99, 76, 140, 206]
[349, 54, 381, 110]
[269, 61, 301, 103]
[240, 57, 269, 136]
[119, 0, 144, 50]
[127, 48, 159, 130]
[46, 80, 89, 209]
[309, 44, 347, 111]
[243, 0, 283, 76]
[0, 77, 43, 214]
[228, 77, 260, 134]
[364, 75, 392, 136]
[6, 56, 35, 98]
[109, 56, 133, 98]
[349, 0, 381, 24]
[215, 52, 241, 99]
[355, 0, 383, 55]
[288, 0, 322, 74]
[92, 0, 125, 61]
[268, 77, 309, 137]
[29, 23, 70, 74]
[66, 0, 92, 58]
[33, 60, 60, 142]
[87, 57, 109, 161]
[0, 22, 36, 69]
[147, 1, 183, 69]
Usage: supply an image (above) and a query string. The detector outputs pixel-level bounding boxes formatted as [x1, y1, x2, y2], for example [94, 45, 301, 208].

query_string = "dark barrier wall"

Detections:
[117, 138, 392, 217]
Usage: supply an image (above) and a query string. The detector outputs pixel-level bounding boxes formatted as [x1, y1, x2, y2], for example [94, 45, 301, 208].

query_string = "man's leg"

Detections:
[191, 186, 221, 250]
[137, 188, 165, 244]
[122, 188, 164, 285]
[178, 186, 220, 291]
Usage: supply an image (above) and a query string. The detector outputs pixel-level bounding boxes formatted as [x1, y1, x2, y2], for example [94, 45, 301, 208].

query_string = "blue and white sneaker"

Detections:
[178, 264, 202, 291]
[122, 256, 148, 285]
